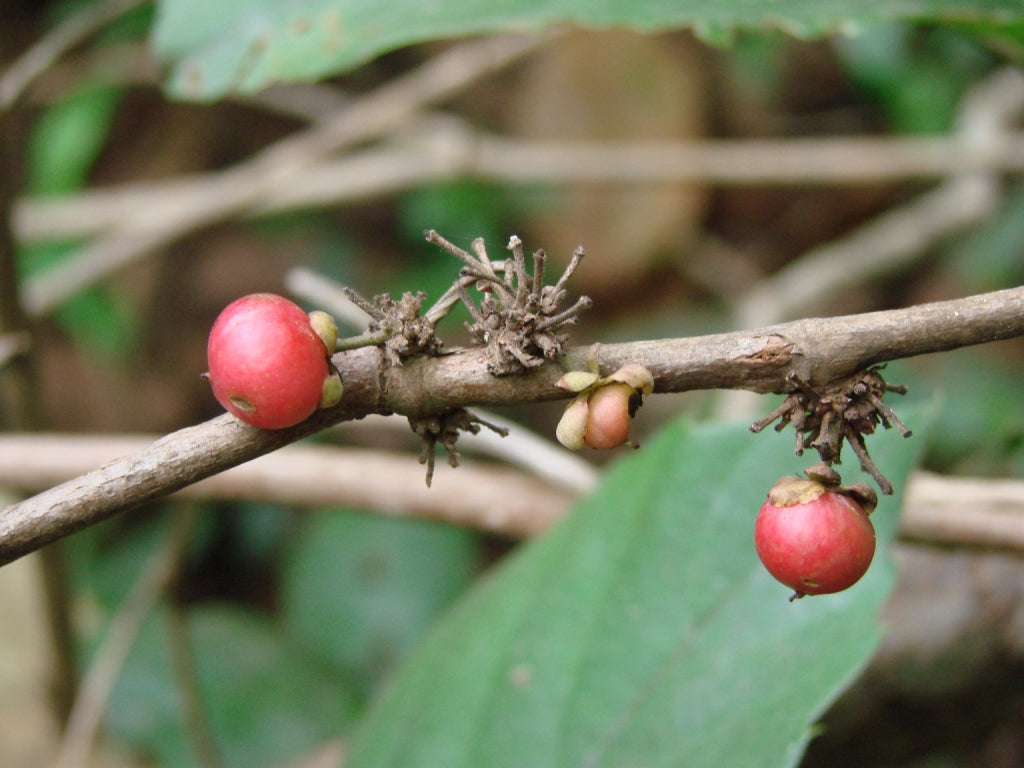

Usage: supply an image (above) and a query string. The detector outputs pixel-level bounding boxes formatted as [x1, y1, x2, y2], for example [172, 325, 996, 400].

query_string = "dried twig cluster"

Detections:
[409, 409, 508, 487]
[425, 230, 592, 375]
[750, 366, 912, 495]
[341, 288, 443, 367]
[339, 230, 590, 484]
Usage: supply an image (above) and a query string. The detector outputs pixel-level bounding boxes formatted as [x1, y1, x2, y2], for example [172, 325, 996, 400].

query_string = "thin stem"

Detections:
[425, 229, 491, 276]
[335, 328, 389, 352]
[341, 286, 383, 320]
[507, 235, 529, 305]
[867, 392, 913, 437]
[534, 296, 593, 331]
[19, 34, 547, 317]
[164, 601, 224, 768]
[455, 282, 487, 325]
[54, 507, 196, 768]
[470, 237, 491, 268]
[845, 427, 894, 496]
[0, 0, 147, 109]
[531, 249, 546, 298]
[424, 275, 476, 325]
[551, 246, 585, 297]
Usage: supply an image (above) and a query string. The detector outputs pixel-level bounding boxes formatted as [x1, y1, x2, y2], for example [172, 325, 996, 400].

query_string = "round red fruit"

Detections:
[754, 479, 875, 598]
[207, 293, 329, 429]
[584, 383, 633, 449]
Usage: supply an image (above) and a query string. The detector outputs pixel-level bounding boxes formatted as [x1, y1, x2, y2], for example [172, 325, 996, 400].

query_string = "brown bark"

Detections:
[1, 285, 1022, 566]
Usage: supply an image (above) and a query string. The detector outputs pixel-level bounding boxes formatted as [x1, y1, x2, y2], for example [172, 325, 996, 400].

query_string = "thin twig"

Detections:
[14, 130, 1024, 248]
[335, 329, 390, 351]
[534, 296, 593, 331]
[900, 473, 1024, 551]
[423, 274, 479, 325]
[1, 435, 1022, 554]
[712, 173, 997, 422]
[0, 0, 147, 110]
[732, 174, 998, 331]
[17, 33, 549, 316]
[0, 432, 577, 537]
[164, 600, 224, 768]
[729, 67, 1024, 333]
[283, 267, 377, 329]
[54, 507, 196, 768]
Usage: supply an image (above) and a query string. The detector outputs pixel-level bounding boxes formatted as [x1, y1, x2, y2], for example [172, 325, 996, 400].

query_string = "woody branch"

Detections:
[0, 285, 1022, 566]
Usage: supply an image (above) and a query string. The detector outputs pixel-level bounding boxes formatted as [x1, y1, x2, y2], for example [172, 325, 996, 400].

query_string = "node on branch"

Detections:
[749, 366, 912, 495]
[425, 230, 592, 375]
[409, 409, 509, 487]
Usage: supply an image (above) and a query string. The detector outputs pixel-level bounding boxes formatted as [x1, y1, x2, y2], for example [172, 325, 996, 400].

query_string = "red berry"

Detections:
[584, 383, 633, 449]
[206, 293, 329, 429]
[754, 478, 875, 598]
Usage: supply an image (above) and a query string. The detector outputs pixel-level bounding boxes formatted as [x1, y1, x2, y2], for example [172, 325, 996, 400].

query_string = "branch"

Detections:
[4, 439, 1023, 554]
[54, 507, 194, 768]
[15, 32, 549, 316]
[16, 131, 1024, 248]
[711, 174, 996, 421]
[0, 0, 146, 110]
[899, 473, 1024, 551]
[1, 286, 1023, 566]
[0, 433, 575, 537]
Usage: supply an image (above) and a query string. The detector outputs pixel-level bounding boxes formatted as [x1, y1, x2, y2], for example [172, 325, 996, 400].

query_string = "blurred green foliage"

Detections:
[837, 24, 995, 133]
[21, 87, 139, 360]
[107, 605, 356, 768]
[280, 510, 481, 700]
[150, 0, 1024, 99]
[345, 413, 928, 768]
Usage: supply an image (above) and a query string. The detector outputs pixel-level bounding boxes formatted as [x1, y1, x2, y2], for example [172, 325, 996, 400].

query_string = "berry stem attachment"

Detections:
[410, 408, 510, 487]
[749, 365, 911, 495]
[334, 329, 391, 352]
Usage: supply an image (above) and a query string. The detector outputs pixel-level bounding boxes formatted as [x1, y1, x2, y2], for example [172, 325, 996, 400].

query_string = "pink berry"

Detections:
[584, 383, 633, 449]
[754, 478, 876, 598]
[206, 293, 329, 429]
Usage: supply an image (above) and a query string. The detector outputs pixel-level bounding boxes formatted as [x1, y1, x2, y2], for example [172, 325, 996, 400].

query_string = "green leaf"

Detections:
[281, 510, 480, 697]
[26, 87, 120, 196]
[345, 411, 928, 768]
[21, 86, 139, 357]
[837, 24, 994, 134]
[151, 0, 1024, 100]
[106, 604, 356, 768]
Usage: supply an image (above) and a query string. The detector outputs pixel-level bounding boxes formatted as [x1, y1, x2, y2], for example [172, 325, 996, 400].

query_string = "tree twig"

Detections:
[0, 433, 577, 536]
[54, 506, 195, 768]
[164, 599, 224, 768]
[899, 472, 1024, 551]
[12, 65, 1024, 319]
[16, 32, 549, 316]
[17, 129, 1024, 249]
[3, 437, 1023, 554]
[10, 64, 1024, 256]
[1, 286, 1022, 565]
[0, 0, 147, 110]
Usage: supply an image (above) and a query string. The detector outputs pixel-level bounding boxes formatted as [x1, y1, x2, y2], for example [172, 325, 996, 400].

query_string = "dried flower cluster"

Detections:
[336, 230, 591, 484]
[341, 288, 443, 367]
[749, 366, 911, 494]
[409, 409, 508, 487]
[426, 230, 592, 376]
